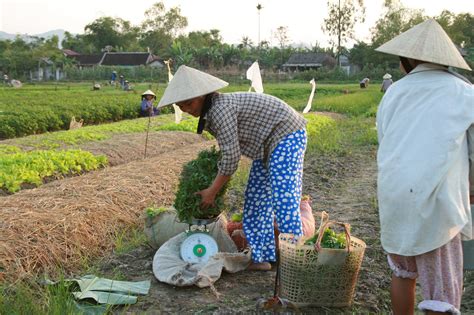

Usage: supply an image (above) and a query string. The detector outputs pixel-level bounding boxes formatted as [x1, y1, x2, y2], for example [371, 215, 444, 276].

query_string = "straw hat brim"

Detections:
[383, 74, 392, 79]
[375, 19, 471, 71]
[141, 90, 156, 97]
[158, 65, 229, 108]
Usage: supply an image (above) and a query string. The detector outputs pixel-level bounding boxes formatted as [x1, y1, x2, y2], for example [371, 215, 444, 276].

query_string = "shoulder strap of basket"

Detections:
[314, 220, 351, 253]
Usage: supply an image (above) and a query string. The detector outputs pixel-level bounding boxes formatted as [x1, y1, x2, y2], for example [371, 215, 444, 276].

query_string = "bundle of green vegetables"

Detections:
[304, 227, 347, 249]
[174, 147, 228, 223]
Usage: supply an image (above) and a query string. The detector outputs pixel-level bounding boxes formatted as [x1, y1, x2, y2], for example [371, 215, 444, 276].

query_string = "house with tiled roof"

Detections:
[62, 49, 80, 57]
[282, 53, 336, 71]
[64, 51, 164, 68]
[71, 54, 104, 67]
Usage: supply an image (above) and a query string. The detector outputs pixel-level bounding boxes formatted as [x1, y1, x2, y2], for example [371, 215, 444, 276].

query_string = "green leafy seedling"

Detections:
[145, 206, 168, 218]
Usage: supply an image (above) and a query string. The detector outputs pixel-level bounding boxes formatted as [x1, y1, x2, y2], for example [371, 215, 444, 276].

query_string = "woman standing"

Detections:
[380, 73, 393, 93]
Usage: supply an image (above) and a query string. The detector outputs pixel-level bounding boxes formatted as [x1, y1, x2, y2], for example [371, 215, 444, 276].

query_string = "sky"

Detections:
[1, 0, 473, 47]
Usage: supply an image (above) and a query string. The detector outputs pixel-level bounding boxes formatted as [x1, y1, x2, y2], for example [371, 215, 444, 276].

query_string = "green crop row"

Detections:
[4, 114, 201, 150]
[0, 146, 107, 193]
[0, 83, 159, 139]
[0, 83, 382, 139]
[0, 102, 140, 139]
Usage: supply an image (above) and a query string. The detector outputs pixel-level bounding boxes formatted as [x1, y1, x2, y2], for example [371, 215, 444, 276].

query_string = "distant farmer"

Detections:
[119, 75, 125, 89]
[157, 65, 307, 271]
[123, 80, 132, 91]
[380, 73, 393, 93]
[110, 70, 117, 86]
[376, 19, 473, 315]
[3, 74, 9, 86]
[141, 90, 159, 117]
[359, 76, 370, 88]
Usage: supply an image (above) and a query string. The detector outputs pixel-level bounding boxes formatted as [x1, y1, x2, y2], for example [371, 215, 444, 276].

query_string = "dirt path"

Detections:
[303, 150, 392, 313]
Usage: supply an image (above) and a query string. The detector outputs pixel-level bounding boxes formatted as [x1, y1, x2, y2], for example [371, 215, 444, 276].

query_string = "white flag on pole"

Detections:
[246, 61, 264, 93]
[164, 60, 182, 123]
[303, 78, 316, 114]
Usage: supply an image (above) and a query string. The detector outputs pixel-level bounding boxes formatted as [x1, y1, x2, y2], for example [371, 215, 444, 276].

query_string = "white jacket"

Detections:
[377, 63, 474, 256]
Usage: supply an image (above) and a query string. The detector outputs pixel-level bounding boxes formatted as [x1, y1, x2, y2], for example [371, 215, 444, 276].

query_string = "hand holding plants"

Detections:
[195, 187, 216, 209]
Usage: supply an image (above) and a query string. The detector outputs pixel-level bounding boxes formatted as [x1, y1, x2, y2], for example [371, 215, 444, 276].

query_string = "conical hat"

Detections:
[141, 89, 156, 96]
[158, 65, 228, 108]
[383, 73, 392, 80]
[375, 19, 471, 71]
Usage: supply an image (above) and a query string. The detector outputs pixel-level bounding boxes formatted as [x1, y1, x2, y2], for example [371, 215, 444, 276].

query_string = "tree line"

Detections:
[0, 1, 472, 81]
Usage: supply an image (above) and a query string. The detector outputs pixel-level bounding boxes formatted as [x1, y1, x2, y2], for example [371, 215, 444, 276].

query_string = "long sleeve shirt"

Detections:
[204, 92, 307, 176]
[376, 63, 474, 256]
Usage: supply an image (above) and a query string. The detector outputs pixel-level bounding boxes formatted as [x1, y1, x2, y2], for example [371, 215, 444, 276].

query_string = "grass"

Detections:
[311, 88, 382, 116]
[0, 227, 148, 314]
[304, 114, 377, 158]
[113, 228, 148, 255]
[0, 278, 81, 315]
[305, 114, 344, 155]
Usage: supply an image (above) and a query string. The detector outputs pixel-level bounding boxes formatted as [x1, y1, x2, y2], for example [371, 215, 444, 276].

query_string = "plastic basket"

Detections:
[279, 221, 366, 307]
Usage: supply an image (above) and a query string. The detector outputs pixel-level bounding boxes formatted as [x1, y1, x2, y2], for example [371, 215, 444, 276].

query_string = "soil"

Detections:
[80, 131, 209, 166]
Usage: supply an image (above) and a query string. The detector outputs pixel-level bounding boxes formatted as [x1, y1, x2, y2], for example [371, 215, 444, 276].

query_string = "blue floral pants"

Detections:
[243, 129, 307, 263]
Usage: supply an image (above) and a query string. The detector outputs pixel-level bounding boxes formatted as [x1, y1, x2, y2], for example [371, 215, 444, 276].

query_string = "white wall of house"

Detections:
[30, 66, 65, 81]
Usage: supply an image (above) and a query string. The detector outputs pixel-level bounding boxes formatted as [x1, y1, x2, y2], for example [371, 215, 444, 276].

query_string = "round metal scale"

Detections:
[180, 216, 220, 264]
[180, 232, 218, 264]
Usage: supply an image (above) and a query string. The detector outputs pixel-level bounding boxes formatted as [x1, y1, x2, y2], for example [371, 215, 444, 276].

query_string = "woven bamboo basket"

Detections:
[279, 220, 366, 307]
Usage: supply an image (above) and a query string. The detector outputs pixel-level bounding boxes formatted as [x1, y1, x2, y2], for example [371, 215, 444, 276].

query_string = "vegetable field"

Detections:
[0, 82, 472, 314]
[0, 82, 378, 139]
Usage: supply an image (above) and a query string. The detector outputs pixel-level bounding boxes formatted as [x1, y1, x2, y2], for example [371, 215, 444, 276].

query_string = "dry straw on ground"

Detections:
[0, 140, 214, 281]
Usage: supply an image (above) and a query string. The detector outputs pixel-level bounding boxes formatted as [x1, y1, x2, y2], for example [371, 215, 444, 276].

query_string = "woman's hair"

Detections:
[400, 57, 425, 73]
[141, 94, 156, 101]
[196, 92, 218, 134]
[400, 57, 413, 73]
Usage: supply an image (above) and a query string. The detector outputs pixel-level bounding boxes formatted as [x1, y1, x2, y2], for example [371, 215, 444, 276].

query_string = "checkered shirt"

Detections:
[205, 92, 307, 175]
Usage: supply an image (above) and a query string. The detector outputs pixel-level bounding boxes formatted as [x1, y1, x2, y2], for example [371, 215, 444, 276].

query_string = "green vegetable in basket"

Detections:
[231, 212, 243, 222]
[305, 227, 347, 249]
[174, 146, 228, 223]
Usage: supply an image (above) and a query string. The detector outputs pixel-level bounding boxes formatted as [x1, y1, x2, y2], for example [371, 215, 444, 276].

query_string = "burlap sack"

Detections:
[152, 230, 250, 288]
